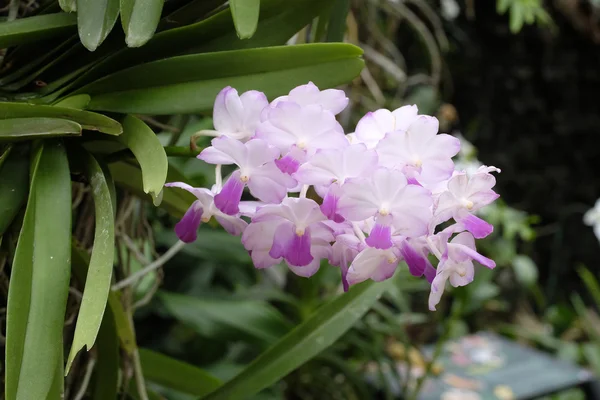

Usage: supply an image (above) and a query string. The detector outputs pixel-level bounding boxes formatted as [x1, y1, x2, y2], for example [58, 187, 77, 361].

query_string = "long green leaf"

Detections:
[92, 307, 120, 400]
[76, 0, 120, 51]
[230, 0, 260, 39]
[5, 140, 72, 400]
[139, 348, 222, 396]
[66, 150, 115, 374]
[84, 44, 364, 114]
[115, 115, 168, 203]
[201, 280, 389, 400]
[0, 118, 81, 141]
[158, 291, 291, 344]
[121, 0, 165, 48]
[55, 0, 334, 93]
[53, 94, 91, 109]
[0, 13, 76, 48]
[0, 147, 28, 236]
[0, 103, 122, 135]
[71, 242, 137, 355]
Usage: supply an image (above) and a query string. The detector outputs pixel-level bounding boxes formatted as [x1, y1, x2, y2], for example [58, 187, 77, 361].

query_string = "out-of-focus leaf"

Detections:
[0, 103, 122, 135]
[109, 161, 190, 217]
[53, 94, 91, 109]
[325, 0, 349, 42]
[59, 0, 77, 12]
[5, 140, 71, 400]
[139, 348, 222, 397]
[0, 118, 81, 141]
[578, 267, 600, 309]
[66, 150, 115, 373]
[121, 0, 165, 47]
[0, 13, 76, 48]
[572, 294, 600, 342]
[201, 280, 389, 400]
[230, 0, 260, 39]
[60, 0, 335, 91]
[92, 307, 120, 400]
[158, 291, 291, 344]
[582, 343, 600, 375]
[0, 147, 28, 236]
[76, 0, 120, 51]
[84, 43, 364, 114]
[513, 255, 538, 287]
[114, 115, 168, 203]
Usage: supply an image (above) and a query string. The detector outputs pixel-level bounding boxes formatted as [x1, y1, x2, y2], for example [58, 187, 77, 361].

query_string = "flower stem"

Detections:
[215, 164, 223, 190]
[300, 184, 309, 198]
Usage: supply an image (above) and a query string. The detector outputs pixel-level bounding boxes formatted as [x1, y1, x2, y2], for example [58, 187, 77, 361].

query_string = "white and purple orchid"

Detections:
[165, 83, 502, 310]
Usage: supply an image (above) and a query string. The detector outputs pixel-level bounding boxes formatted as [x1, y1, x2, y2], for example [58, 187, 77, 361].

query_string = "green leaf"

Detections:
[230, 0, 260, 39]
[0, 118, 81, 141]
[201, 280, 389, 400]
[139, 348, 222, 397]
[71, 242, 137, 355]
[0, 103, 122, 135]
[115, 115, 168, 203]
[325, 0, 349, 42]
[0, 147, 28, 236]
[83, 43, 364, 114]
[158, 291, 291, 344]
[0, 13, 77, 49]
[5, 140, 72, 400]
[121, 0, 165, 47]
[58, 0, 335, 91]
[66, 150, 115, 374]
[59, 0, 77, 12]
[53, 94, 91, 109]
[76, 0, 120, 51]
[92, 307, 120, 400]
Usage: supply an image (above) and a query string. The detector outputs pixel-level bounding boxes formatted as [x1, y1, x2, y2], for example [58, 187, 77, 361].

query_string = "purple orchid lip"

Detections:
[366, 223, 393, 249]
[400, 241, 427, 277]
[214, 172, 245, 215]
[269, 223, 314, 267]
[175, 202, 203, 243]
[321, 191, 345, 223]
[275, 154, 301, 174]
[458, 213, 494, 239]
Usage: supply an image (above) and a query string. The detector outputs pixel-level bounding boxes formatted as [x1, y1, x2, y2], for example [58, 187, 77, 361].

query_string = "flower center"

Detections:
[462, 199, 474, 210]
[386, 255, 398, 264]
[295, 227, 305, 236]
[296, 140, 307, 150]
[414, 159, 423, 168]
[379, 207, 390, 216]
[240, 174, 249, 183]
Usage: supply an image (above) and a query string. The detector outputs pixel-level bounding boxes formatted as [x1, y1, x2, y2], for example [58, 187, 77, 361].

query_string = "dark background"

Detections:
[439, 0, 600, 303]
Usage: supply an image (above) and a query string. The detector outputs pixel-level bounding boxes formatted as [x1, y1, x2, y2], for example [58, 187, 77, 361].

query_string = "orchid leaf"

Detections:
[120, 0, 165, 47]
[5, 140, 72, 400]
[66, 149, 115, 374]
[201, 280, 389, 400]
[230, 0, 260, 39]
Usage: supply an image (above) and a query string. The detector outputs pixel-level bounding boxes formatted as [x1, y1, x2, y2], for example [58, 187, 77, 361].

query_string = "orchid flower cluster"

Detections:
[166, 82, 501, 310]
